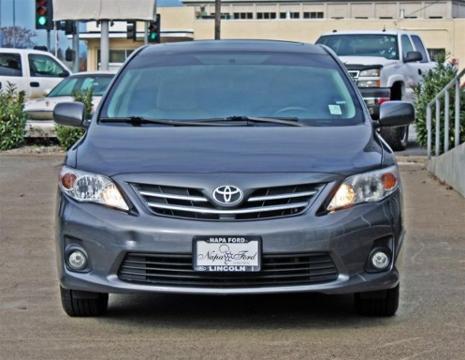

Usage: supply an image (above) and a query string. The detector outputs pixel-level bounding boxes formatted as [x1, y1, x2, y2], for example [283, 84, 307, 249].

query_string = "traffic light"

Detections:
[127, 21, 137, 41]
[35, 0, 52, 30]
[148, 15, 161, 43]
[65, 48, 76, 62]
[57, 21, 76, 35]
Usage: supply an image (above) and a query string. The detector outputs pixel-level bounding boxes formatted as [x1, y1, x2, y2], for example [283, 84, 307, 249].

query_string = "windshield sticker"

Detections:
[328, 104, 342, 116]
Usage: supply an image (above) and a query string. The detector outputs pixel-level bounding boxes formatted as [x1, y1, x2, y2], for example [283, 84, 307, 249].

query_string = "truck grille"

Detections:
[348, 70, 360, 79]
[133, 183, 321, 220]
[118, 252, 338, 288]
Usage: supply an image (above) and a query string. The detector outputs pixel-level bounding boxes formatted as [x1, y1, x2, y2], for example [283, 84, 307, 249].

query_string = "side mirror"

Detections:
[61, 70, 71, 78]
[54, 102, 86, 128]
[378, 101, 415, 127]
[404, 51, 423, 63]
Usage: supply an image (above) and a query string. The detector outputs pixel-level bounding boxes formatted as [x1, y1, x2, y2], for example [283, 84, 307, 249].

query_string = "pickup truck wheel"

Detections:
[380, 126, 409, 151]
[60, 286, 108, 317]
[354, 285, 399, 317]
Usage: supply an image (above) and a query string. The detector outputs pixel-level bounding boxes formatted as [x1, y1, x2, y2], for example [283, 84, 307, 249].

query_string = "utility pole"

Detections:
[46, 30, 51, 52]
[100, 20, 110, 71]
[54, 22, 58, 57]
[12, 0, 16, 47]
[73, 21, 80, 72]
[214, 0, 221, 40]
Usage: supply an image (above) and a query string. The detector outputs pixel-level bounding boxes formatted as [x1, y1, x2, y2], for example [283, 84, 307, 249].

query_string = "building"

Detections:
[80, 1, 465, 70]
[187, 0, 465, 20]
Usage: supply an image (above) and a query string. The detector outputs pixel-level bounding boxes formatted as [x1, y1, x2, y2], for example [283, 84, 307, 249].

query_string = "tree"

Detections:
[0, 26, 36, 49]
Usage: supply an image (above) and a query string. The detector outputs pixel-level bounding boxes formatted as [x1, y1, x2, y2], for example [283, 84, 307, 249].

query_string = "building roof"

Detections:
[182, 0, 455, 3]
[319, 30, 415, 36]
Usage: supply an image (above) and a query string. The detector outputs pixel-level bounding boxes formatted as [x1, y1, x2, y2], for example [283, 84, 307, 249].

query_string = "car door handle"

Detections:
[30, 82, 40, 88]
[418, 69, 423, 75]
[0, 82, 2, 90]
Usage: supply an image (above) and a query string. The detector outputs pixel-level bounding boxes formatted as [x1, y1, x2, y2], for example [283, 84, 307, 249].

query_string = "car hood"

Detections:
[339, 56, 397, 67]
[24, 96, 102, 112]
[75, 124, 383, 176]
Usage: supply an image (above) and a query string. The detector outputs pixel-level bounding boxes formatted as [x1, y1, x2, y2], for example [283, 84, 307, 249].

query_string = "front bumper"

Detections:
[360, 87, 391, 120]
[26, 120, 56, 138]
[56, 185, 404, 295]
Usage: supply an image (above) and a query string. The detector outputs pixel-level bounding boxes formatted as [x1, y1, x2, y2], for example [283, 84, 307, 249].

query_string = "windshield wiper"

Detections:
[99, 117, 233, 127]
[99, 116, 305, 127]
[200, 115, 305, 127]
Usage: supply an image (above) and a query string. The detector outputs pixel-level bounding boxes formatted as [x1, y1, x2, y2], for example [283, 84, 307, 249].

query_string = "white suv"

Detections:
[317, 30, 436, 150]
[0, 48, 71, 99]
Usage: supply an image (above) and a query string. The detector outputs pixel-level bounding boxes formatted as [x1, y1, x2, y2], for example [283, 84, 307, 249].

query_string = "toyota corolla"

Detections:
[54, 40, 413, 317]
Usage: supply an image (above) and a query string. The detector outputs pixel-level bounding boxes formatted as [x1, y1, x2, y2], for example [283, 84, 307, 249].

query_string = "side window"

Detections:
[29, 54, 67, 78]
[80, 78, 95, 93]
[411, 35, 428, 63]
[0, 53, 23, 77]
[401, 35, 415, 60]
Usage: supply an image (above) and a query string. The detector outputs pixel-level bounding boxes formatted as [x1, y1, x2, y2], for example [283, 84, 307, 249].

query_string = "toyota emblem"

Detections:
[212, 185, 243, 206]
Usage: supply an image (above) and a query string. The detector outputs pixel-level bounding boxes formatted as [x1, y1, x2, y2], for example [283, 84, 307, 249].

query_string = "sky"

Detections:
[0, 0, 182, 47]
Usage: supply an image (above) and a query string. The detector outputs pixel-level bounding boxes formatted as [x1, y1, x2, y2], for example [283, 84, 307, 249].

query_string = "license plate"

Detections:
[193, 236, 261, 272]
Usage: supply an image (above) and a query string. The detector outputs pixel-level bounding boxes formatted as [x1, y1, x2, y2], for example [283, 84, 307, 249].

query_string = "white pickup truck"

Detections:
[316, 30, 436, 150]
[0, 48, 71, 99]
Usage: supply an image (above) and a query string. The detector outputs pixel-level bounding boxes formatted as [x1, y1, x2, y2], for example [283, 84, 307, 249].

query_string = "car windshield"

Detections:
[48, 75, 113, 97]
[317, 34, 399, 60]
[100, 50, 363, 126]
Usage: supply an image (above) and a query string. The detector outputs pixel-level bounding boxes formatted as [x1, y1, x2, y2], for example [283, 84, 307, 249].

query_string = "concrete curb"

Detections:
[427, 143, 465, 198]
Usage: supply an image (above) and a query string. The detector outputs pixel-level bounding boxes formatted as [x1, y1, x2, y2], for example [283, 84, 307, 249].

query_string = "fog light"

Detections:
[371, 251, 390, 270]
[68, 250, 87, 271]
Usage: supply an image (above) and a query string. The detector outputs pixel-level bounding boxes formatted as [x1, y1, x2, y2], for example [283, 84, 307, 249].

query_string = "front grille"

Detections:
[348, 70, 360, 79]
[133, 183, 321, 220]
[118, 252, 338, 288]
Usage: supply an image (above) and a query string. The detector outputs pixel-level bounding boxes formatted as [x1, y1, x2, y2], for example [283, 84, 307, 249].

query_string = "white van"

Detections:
[0, 48, 71, 99]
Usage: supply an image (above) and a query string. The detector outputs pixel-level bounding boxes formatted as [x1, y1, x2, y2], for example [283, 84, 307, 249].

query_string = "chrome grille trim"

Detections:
[248, 190, 317, 202]
[139, 190, 208, 202]
[146, 201, 309, 215]
[134, 183, 322, 220]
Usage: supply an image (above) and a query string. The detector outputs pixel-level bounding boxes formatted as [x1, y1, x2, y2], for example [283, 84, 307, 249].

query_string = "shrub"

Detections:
[415, 62, 465, 150]
[0, 83, 27, 151]
[56, 89, 93, 150]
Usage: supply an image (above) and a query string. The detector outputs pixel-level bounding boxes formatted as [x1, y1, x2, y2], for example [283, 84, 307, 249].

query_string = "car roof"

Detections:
[319, 30, 414, 37]
[139, 39, 328, 56]
[0, 48, 58, 56]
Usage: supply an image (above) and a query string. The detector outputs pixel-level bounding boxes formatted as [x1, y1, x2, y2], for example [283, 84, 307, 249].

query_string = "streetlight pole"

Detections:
[214, 0, 221, 40]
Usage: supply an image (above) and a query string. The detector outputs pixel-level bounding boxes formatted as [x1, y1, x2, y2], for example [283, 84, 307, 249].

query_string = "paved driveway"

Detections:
[0, 154, 464, 360]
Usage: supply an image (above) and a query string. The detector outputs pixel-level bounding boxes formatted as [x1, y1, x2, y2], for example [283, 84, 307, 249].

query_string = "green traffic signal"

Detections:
[148, 15, 161, 43]
[37, 16, 47, 26]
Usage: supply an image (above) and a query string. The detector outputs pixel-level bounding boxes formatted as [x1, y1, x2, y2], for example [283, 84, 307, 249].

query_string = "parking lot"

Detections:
[0, 153, 464, 359]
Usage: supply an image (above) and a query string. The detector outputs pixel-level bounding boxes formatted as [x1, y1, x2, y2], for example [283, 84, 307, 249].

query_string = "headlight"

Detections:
[327, 166, 399, 212]
[359, 68, 381, 77]
[358, 79, 381, 88]
[59, 166, 129, 211]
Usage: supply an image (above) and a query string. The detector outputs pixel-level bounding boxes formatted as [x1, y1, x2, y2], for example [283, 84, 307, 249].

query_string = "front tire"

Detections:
[354, 285, 399, 317]
[380, 126, 409, 151]
[60, 286, 108, 317]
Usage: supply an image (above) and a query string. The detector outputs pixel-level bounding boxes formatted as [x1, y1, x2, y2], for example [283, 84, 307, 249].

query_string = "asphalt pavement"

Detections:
[0, 153, 464, 360]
